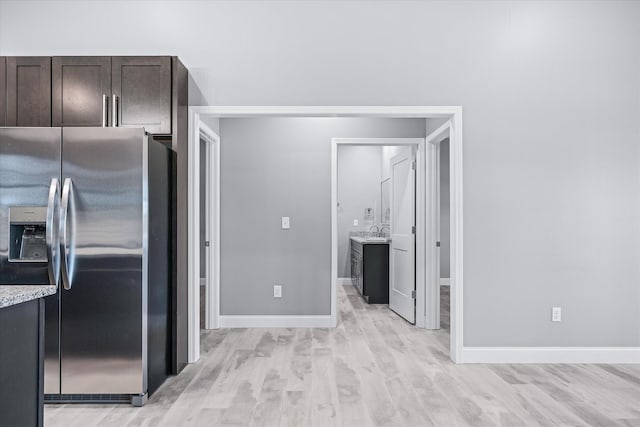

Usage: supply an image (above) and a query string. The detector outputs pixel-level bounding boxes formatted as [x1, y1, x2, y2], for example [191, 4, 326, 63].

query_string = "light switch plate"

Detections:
[274, 285, 282, 298]
[353, 219, 359, 226]
[551, 307, 562, 322]
[281, 217, 290, 229]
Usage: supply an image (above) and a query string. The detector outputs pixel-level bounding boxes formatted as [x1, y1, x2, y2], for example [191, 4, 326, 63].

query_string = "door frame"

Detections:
[332, 138, 425, 326]
[188, 106, 464, 363]
[425, 120, 452, 332]
[188, 116, 220, 361]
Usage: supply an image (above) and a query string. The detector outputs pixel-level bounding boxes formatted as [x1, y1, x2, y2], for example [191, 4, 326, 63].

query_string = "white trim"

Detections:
[461, 347, 640, 364]
[415, 142, 427, 328]
[190, 106, 458, 118]
[188, 106, 464, 365]
[450, 113, 464, 363]
[440, 278, 451, 287]
[337, 277, 352, 286]
[219, 315, 334, 328]
[425, 128, 443, 331]
[187, 116, 220, 363]
[332, 138, 425, 328]
[187, 109, 198, 363]
[204, 127, 220, 332]
[425, 120, 451, 145]
[331, 141, 338, 328]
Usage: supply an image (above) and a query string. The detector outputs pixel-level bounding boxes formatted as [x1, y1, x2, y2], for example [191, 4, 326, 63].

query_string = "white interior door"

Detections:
[389, 148, 416, 323]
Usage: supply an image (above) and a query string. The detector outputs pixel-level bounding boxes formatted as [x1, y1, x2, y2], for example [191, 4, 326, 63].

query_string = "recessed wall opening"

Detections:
[335, 140, 423, 327]
[189, 107, 463, 364]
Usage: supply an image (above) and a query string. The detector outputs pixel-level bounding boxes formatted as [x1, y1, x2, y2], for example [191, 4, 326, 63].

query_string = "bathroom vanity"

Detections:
[350, 236, 389, 304]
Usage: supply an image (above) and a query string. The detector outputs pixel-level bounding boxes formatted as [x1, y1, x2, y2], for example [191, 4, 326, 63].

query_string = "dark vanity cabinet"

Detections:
[350, 239, 390, 304]
[6, 57, 51, 127]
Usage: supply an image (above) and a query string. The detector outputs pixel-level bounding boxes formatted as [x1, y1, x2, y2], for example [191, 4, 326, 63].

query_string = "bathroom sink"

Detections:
[364, 237, 389, 242]
[350, 236, 390, 244]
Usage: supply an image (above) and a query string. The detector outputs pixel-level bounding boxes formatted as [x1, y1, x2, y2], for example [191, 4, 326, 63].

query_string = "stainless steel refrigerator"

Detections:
[0, 127, 172, 406]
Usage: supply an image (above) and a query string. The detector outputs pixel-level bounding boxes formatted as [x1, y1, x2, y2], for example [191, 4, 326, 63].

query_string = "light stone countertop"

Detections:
[0, 285, 57, 309]
[350, 236, 390, 245]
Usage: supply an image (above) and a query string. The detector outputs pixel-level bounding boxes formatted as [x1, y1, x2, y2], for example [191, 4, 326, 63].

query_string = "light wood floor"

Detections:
[45, 284, 640, 427]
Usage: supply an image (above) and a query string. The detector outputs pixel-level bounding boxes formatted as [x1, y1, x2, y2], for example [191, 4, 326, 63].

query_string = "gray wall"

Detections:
[440, 139, 450, 279]
[381, 146, 402, 181]
[337, 145, 382, 278]
[426, 117, 449, 136]
[4, 1, 639, 346]
[219, 118, 425, 315]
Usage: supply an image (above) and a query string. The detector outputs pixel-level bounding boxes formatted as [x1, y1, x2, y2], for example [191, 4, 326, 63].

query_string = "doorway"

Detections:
[194, 120, 220, 337]
[189, 107, 464, 363]
[425, 120, 453, 333]
[334, 139, 423, 325]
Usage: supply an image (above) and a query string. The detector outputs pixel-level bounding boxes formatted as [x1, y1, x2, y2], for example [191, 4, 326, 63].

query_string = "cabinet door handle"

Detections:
[112, 94, 118, 127]
[102, 94, 108, 127]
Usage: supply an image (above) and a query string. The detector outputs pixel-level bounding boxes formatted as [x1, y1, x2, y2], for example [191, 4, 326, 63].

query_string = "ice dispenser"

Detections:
[9, 206, 48, 262]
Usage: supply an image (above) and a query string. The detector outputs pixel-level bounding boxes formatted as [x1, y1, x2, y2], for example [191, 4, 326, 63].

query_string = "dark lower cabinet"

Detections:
[351, 240, 390, 304]
[0, 57, 6, 126]
[52, 56, 111, 127]
[6, 57, 51, 127]
[112, 56, 172, 134]
[0, 299, 44, 427]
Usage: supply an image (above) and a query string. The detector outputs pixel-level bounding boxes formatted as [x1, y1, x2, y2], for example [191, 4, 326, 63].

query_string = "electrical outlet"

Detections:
[551, 307, 562, 322]
[274, 285, 282, 298]
[281, 217, 290, 229]
[353, 219, 359, 226]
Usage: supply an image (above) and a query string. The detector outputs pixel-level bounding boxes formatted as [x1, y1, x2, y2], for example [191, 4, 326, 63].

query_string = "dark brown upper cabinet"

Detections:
[6, 57, 51, 127]
[52, 57, 111, 127]
[0, 57, 6, 126]
[112, 57, 172, 135]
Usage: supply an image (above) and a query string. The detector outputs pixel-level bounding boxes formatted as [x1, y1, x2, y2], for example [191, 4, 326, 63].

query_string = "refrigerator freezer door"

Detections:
[0, 127, 63, 395]
[59, 127, 146, 395]
[0, 128, 61, 284]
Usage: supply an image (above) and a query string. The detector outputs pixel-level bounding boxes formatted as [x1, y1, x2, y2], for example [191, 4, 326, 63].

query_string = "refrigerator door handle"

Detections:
[60, 178, 75, 290]
[46, 178, 61, 286]
[102, 94, 109, 127]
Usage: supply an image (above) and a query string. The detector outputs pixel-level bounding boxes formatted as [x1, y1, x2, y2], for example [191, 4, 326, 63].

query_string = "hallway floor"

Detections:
[45, 284, 640, 426]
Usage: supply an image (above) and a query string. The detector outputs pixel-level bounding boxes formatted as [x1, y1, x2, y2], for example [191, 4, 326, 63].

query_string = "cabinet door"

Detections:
[52, 57, 111, 127]
[0, 57, 6, 126]
[6, 57, 51, 127]
[112, 56, 171, 134]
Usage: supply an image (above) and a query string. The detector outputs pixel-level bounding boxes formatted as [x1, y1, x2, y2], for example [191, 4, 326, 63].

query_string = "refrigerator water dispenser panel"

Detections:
[8, 206, 48, 263]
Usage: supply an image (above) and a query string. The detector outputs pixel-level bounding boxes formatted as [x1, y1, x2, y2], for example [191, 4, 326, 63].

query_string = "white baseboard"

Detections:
[219, 315, 334, 328]
[337, 277, 352, 286]
[440, 278, 450, 287]
[460, 346, 640, 364]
